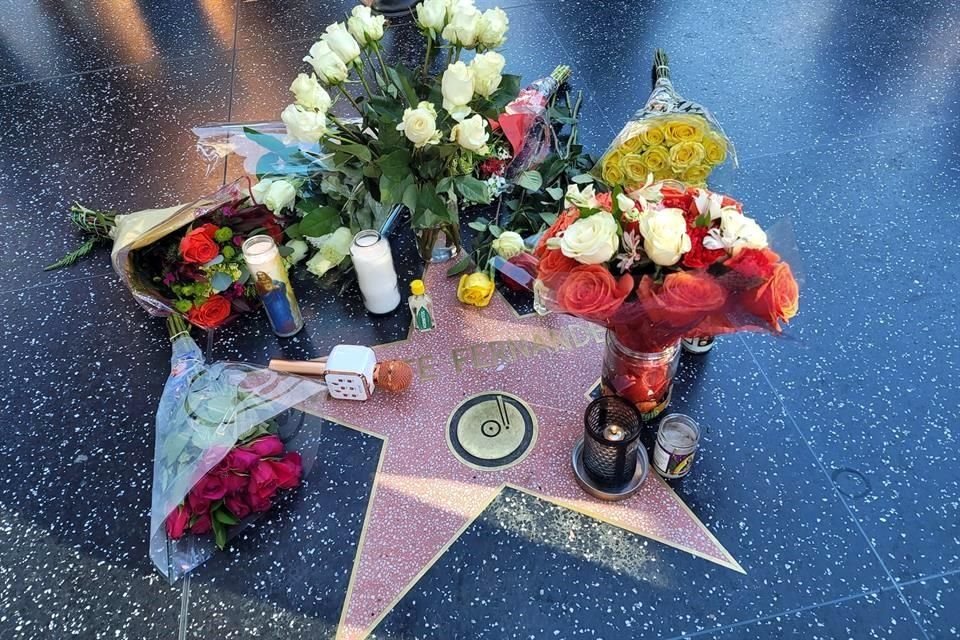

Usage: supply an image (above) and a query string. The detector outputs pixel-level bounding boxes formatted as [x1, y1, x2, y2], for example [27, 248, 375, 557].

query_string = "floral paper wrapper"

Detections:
[149, 330, 326, 582]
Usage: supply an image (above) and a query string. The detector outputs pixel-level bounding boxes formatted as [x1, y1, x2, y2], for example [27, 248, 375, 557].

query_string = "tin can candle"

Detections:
[242, 234, 304, 337]
[652, 414, 701, 479]
[682, 336, 716, 354]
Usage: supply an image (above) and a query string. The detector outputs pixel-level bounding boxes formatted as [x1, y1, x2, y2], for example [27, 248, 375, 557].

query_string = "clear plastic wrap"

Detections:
[595, 49, 737, 189]
[150, 321, 327, 582]
[193, 121, 338, 179]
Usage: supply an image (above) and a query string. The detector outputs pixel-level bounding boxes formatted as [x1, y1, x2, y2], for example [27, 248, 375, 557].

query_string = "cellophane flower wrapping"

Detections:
[193, 122, 338, 180]
[499, 181, 800, 355]
[595, 50, 736, 189]
[150, 327, 326, 582]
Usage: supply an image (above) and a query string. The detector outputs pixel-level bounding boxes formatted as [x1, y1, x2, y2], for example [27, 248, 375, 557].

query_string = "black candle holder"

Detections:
[582, 396, 644, 487]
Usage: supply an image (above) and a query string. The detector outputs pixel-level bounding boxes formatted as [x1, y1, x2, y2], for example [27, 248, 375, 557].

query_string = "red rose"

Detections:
[267, 452, 303, 489]
[186, 295, 232, 329]
[249, 461, 280, 502]
[242, 435, 284, 458]
[638, 271, 727, 330]
[556, 265, 633, 323]
[742, 262, 799, 331]
[224, 494, 252, 520]
[248, 492, 273, 513]
[194, 474, 228, 501]
[536, 248, 579, 289]
[179, 223, 220, 264]
[534, 208, 579, 258]
[187, 489, 210, 514]
[501, 253, 538, 291]
[222, 472, 248, 496]
[165, 505, 190, 540]
[262, 219, 284, 243]
[683, 226, 727, 269]
[191, 513, 212, 535]
[225, 448, 260, 472]
[725, 248, 780, 280]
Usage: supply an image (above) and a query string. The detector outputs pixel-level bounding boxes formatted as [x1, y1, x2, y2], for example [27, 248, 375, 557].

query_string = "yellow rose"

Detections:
[602, 160, 625, 185]
[457, 272, 495, 307]
[604, 148, 624, 169]
[682, 165, 712, 186]
[620, 135, 643, 153]
[669, 141, 706, 171]
[621, 153, 648, 185]
[640, 125, 665, 146]
[642, 146, 670, 173]
[703, 130, 728, 165]
[663, 115, 706, 145]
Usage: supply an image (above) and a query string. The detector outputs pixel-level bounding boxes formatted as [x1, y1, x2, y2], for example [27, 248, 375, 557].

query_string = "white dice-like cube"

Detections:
[325, 345, 377, 400]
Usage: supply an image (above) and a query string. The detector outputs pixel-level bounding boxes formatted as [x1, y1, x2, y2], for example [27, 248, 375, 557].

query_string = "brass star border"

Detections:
[300, 266, 744, 640]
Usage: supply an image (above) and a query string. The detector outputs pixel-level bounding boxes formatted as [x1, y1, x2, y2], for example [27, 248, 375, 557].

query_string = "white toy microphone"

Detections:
[268, 345, 413, 400]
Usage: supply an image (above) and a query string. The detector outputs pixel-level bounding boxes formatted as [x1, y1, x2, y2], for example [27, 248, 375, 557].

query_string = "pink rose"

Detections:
[249, 461, 279, 501]
[222, 472, 248, 496]
[267, 452, 303, 489]
[165, 505, 190, 540]
[225, 448, 260, 472]
[187, 490, 210, 514]
[194, 474, 228, 501]
[242, 435, 284, 458]
[224, 494, 252, 520]
[191, 513, 212, 535]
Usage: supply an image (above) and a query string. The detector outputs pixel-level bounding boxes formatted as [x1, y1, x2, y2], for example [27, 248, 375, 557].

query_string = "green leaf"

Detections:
[277, 245, 294, 257]
[488, 74, 522, 111]
[380, 174, 414, 206]
[284, 222, 303, 240]
[368, 95, 404, 124]
[335, 142, 372, 163]
[467, 220, 489, 232]
[571, 173, 594, 184]
[214, 508, 240, 526]
[489, 224, 503, 238]
[243, 127, 289, 155]
[545, 186, 564, 201]
[454, 175, 492, 204]
[299, 206, 341, 237]
[414, 183, 451, 227]
[446, 255, 473, 277]
[401, 182, 419, 213]
[377, 148, 412, 181]
[210, 271, 234, 293]
[517, 170, 543, 192]
[386, 64, 420, 107]
[540, 212, 558, 225]
[212, 517, 228, 550]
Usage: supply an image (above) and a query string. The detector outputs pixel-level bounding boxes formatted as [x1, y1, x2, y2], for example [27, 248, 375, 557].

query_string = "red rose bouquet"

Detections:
[151, 315, 326, 581]
[500, 179, 799, 417]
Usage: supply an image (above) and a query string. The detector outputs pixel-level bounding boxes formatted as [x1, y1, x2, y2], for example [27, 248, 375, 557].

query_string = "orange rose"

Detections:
[186, 295, 233, 329]
[536, 248, 579, 288]
[638, 271, 727, 330]
[180, 223, 220, 264]
[534, 208, 579, 258]
[556, 265, 633, 323]
[743, 262, 799, 331]
[724, 248, 781, 280]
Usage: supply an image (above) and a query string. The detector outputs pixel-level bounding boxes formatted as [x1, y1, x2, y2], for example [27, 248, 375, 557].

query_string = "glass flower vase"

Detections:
[601, 330, 681, 422]
[414, 221, 461, 263]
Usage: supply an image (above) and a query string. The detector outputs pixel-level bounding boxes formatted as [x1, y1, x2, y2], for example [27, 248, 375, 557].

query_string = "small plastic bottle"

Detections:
[408, 279, 435, 332]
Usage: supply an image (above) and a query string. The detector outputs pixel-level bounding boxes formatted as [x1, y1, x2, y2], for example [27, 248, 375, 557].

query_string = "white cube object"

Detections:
[325, 345, 377, 400]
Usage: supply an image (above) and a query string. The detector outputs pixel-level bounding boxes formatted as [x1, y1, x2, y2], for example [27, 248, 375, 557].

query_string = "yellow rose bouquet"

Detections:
[595, 49, 736, 188]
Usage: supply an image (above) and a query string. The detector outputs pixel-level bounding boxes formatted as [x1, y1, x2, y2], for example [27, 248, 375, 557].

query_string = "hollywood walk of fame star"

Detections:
[300, 266, 744, 640]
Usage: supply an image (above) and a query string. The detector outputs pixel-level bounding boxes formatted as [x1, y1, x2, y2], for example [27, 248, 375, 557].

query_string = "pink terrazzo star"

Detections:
[301, 265, 744, 640]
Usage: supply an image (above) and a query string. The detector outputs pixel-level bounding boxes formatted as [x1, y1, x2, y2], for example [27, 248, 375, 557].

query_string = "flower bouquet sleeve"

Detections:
[595, 49, 737, 189]
[151, 315, 327, 582]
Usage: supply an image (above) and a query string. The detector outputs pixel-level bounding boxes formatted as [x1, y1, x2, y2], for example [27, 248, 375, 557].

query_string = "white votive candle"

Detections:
[350, 230, 401, 315]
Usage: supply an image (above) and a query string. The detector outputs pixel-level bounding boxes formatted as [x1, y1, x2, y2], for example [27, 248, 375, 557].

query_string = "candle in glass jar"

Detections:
[350, 230, 401, 315]
[602, 424, 625, 441]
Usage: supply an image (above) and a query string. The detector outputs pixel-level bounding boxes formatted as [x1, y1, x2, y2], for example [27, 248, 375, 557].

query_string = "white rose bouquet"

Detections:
[262, 0, 535, 262]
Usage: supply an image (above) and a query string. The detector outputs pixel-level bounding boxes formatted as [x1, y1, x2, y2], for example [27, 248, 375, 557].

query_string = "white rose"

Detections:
[305, 227, 354, 277]
[492, 231, 525, 259]
[281, 104, 327, 143]
[289, 73, 331, 112]
[416, 0, 448, 33]
[304, 41, 348, 84]
[470, 51, 505, 97]
[321, 23, 361, 65]
[638, 207, 692, 266]
[714, 209, 768, 254]
[252, 178, 297, 213]
[397, 101, 441, 148]
[441, 61, 474, 119]
[477, 7, 509, 49]
[564, 183, 599, 210]
[441, 4, 481, 49]
[347, 6, 385, 47]
[450, 114, 489, 152]
[285, 239, 309, 265]
[555, 212, 620, 264]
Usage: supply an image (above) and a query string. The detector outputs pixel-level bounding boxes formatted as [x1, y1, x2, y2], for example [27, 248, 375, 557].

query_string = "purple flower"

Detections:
[221, 205, 238, 218]
[162, 272, 177, 287]
[232, 236, 244, 247]
[232, 283, 245, 297]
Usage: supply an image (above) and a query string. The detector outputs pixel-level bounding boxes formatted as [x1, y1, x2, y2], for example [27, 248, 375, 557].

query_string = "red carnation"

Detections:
[683, 226, 727, 269]
[725, 248, 780, 280]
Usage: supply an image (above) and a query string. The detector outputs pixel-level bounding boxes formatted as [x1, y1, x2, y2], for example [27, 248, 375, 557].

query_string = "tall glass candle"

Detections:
[242, 234, 304, 337]
[350, 230, 401, 315]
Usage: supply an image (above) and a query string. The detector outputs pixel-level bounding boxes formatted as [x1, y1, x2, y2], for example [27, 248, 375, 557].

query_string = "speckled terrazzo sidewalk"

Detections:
[1, 1, 958, 639]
